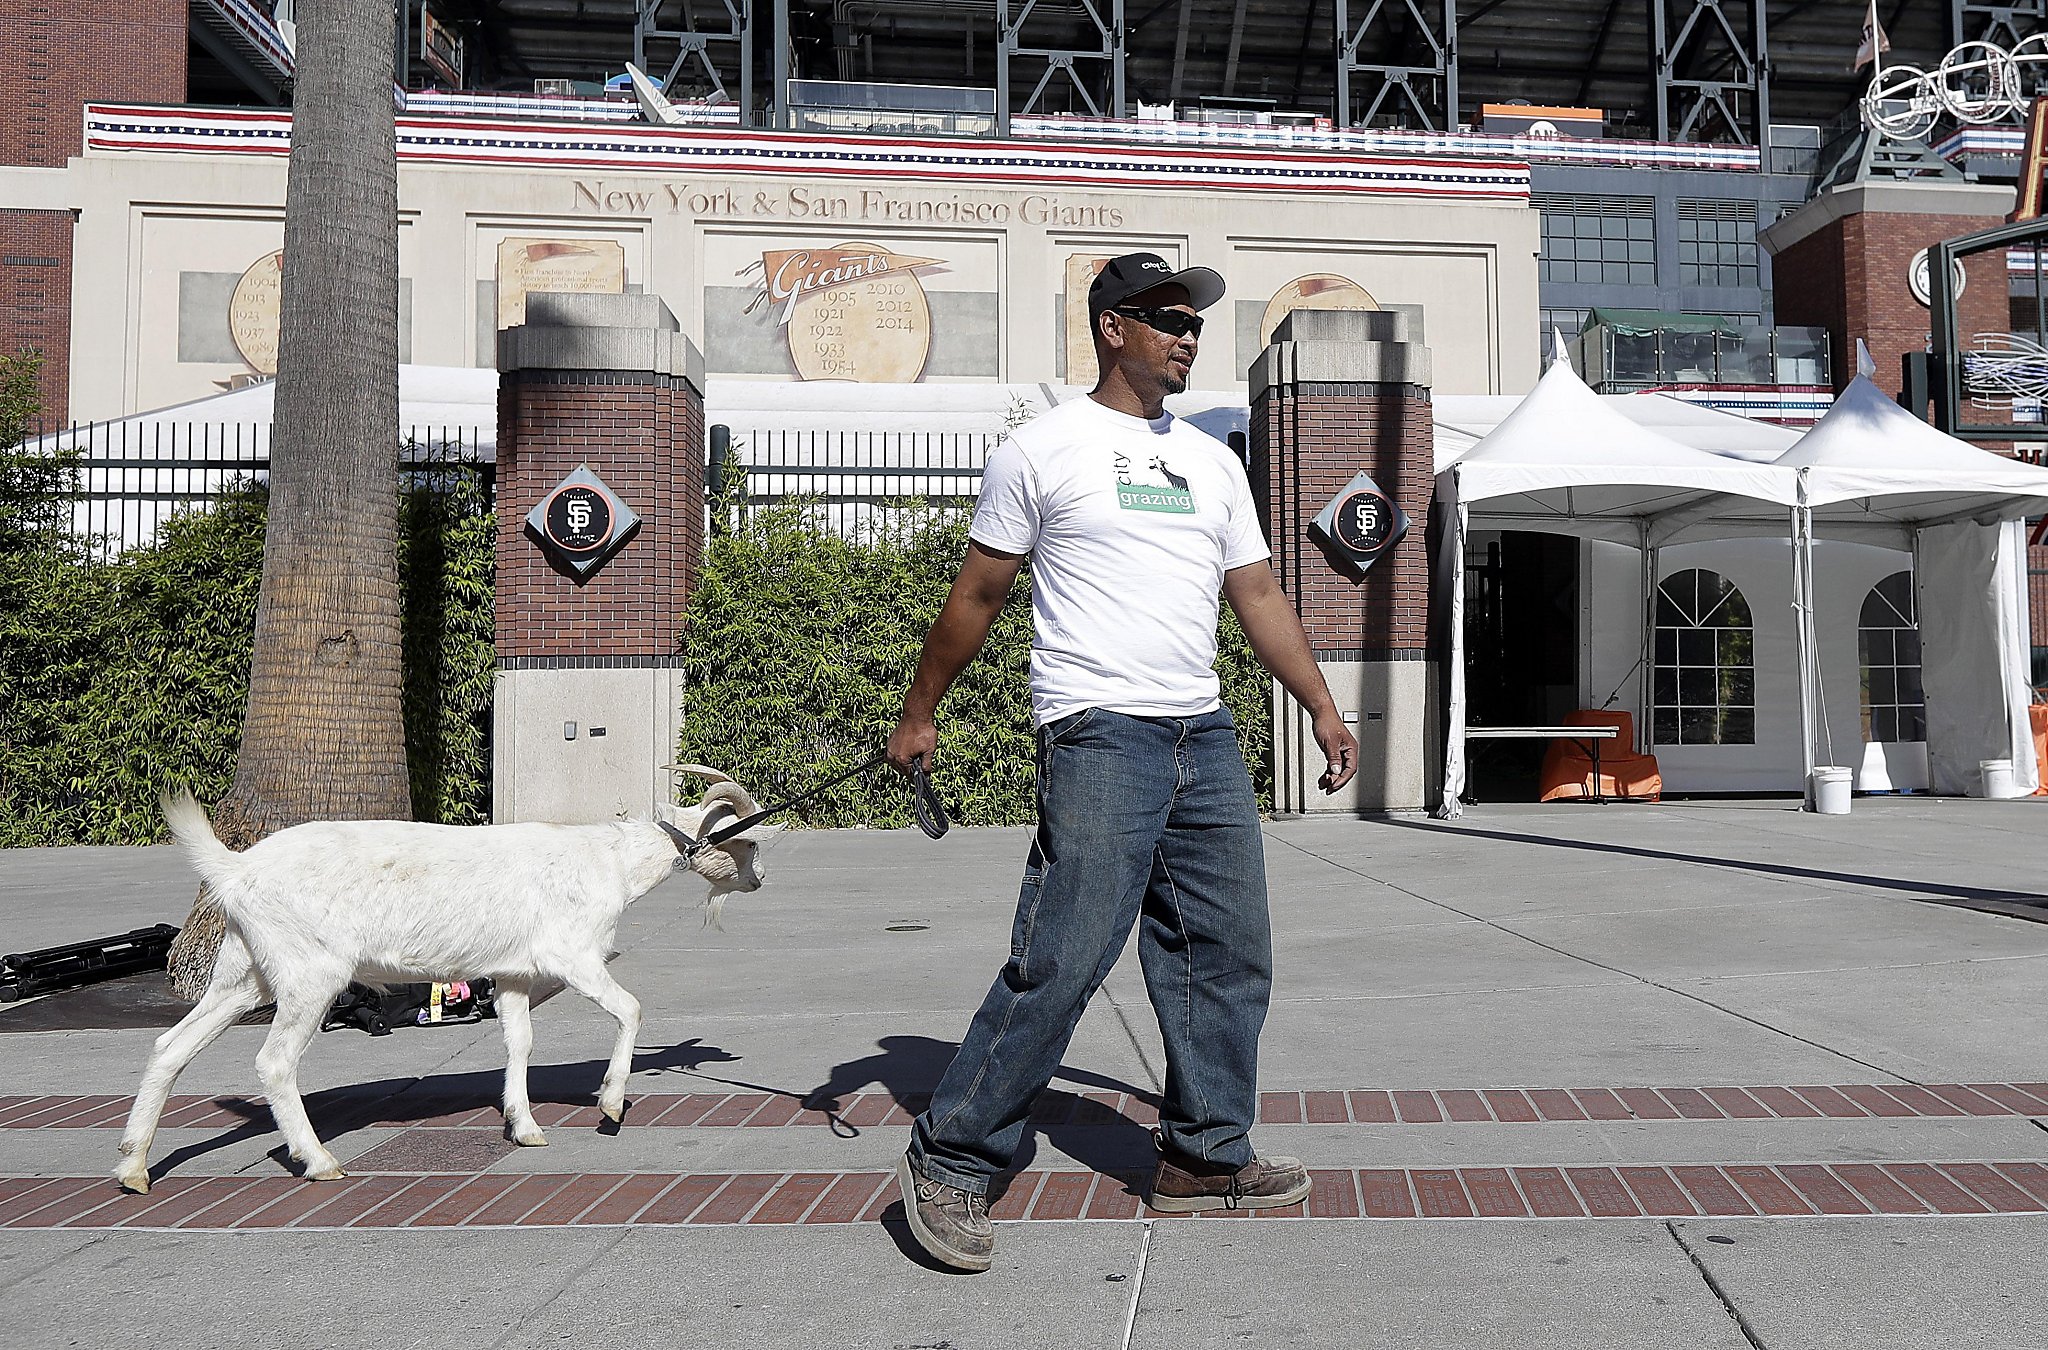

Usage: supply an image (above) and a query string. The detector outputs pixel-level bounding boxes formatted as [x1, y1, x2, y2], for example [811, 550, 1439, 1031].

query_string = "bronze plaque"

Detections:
[1259, 273, 1378, 348]
[1062, 253, 1117, 388]
[496, 237, 627, 329]
[228, 249, 284, 375]
[754, 242, 939, 383]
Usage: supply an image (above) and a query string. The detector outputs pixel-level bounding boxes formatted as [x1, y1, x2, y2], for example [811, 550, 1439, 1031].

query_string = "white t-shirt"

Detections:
[969, 396, 1271, 726]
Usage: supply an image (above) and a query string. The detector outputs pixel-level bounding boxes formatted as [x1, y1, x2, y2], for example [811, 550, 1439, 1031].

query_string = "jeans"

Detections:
[909, 706, 1273, 1195]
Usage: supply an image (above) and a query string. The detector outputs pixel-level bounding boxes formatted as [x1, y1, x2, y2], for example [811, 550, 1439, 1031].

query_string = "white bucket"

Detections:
[1979, 759, 2019, 799]
[1809, 766, 1853, 815]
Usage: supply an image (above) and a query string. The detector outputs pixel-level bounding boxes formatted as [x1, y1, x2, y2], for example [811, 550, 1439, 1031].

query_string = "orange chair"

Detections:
[1538, 709, 1663, 803]
[2032, 705, 2048, 796]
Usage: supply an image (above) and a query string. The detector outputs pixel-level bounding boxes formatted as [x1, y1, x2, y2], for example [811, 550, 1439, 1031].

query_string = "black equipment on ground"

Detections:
[0, 924, 180, 1003]
[322, 979, 497, 1036]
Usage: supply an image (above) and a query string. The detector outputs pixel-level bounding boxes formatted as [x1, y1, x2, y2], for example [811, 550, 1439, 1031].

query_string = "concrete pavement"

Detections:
[3, 796, 2048, 1348]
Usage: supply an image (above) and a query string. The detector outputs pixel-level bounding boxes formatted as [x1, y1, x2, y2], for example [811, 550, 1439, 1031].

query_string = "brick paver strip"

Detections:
[1701, 1088, 1773, 1120]
[0, 1178, 70, 1216]
[62, 1098, 146, 1129]
[1261, 1092, 1304, 1125]
[0, 1095, 89, 1128]
[349, 1176, 466, 1227]
[857, 1178, 899, 1223]
[464, 1175, 577, 1226]
[1965, 1083, 2048, 1114]
[1746, 1086, 1821, 1119]
[170, 1176, 296, 1227]
[1568, 1089, 1632, 1122]
[1722, 1166, 1815, 1216]
[21, 1095, 126, 1128]
[649, 1094, 728, 1126]
[233, 1178, 374, 1228]
[1527, 1088, 1589, 1121]
[1125, 1097, 1161, 1126]
[1461, 1168, 1529, 1218]
[988, 1173, 1043, 1221]
[1672, 1167, 1756, 1216]
[1940, 1163, 2043, 1213]
[638, 1174, 729, 1225]
[1565, 1168, 1643, 1218]
[1075, 1092, 1125, 1125]
[1356, 1169, 1417, 1218]
[578, 1173, 683, 1226]
[808, 1173, 886, 1224]
[699, 1094, 771, 1127]
[1831, 1164, 1931, 1214]
[751, 1173, 835, 1224]
[1, 1178, 114, 1227]
[1306, 1169, 1361, 1218]
[296, 1176, 422, 1228]
[65, 1178, 211, 1229]
[1303, 1091, 1349, 1124]
[1486, 1090, 1542, 1123]
[1885, 1163, 1990, 1214]
[1614, 1088, 1680, 1120]
[1995, 1163, 2048, 1207]
[1658, 1088, 1725, 1121]
[1777, 1165, 1872, 1215]
[1348, 1091, 1396, 1123]
[1837, 1085, 1919, 1118]
[693, 1173, 779, 1224]
[1923, 1085, 2008, 1117]
[1085, 1174, 1141, 1219]
[1788, 1086, 1868, 1119]
[1030, 1171, 1095, 1220]
[1618, 1167, 1697, 1216]
[1410, 1169, 1473, 1218]
[1513, 1167, 1584, 1219]
[745, 1097, 805, 1128]
[1027, 1093, 1074, 1126]
[522, 1174, 631, 1226]
[116, 1178, 262, 1228]
[1437, 1090, 1490, 1123]
[407, 1175, 523, 1227]
[1876, 1085, 1966, 1117]
[1392, 1091, 1442, 1123]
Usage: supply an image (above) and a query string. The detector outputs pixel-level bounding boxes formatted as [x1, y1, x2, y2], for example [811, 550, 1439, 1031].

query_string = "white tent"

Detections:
[1774, 372, 2048, 797]
[1437, 356, 1801, 815]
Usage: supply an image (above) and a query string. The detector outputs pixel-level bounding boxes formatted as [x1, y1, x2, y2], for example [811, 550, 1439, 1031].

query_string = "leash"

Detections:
[660, 754, 949, 859]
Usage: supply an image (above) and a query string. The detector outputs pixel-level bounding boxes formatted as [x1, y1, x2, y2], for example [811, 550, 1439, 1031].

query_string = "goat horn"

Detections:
[699, 779, 761, 819]
[664, 763, 734, 785]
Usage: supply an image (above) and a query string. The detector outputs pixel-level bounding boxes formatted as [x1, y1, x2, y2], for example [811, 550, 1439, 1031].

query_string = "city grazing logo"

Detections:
[739, 242, 946, 382]
[1113, 450, 1198, 514]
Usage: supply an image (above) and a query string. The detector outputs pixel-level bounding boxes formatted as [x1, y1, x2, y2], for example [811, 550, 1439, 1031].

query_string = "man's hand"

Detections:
[1312, 709, 1358, 794]
[888, 714, 937, 775]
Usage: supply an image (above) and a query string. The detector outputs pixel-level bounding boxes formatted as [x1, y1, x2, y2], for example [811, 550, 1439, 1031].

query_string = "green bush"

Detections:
[677, 498, 1273, 828]
[0, 478, 496, 845]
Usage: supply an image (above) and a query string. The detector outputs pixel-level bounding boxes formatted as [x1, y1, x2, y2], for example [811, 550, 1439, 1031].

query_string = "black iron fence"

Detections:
[707, 424, 996, 537]
[17, 420, 491, 563]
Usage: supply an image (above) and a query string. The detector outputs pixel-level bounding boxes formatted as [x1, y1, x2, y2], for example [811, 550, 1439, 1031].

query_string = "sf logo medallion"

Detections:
[525, 465, 640, 577]
[1309, 469, 1409, 582]
[1332, 489, 1394, 555]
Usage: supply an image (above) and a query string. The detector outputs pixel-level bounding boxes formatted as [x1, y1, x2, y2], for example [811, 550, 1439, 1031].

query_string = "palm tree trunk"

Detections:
[169, 0, 413, 996]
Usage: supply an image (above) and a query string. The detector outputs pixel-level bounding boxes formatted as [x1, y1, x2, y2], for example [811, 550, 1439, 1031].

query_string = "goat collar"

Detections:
[658, 820, 706, 859]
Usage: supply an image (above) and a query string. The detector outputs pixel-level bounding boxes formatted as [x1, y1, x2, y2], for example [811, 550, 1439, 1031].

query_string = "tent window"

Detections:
[1860, 571, 1925, 743]
[1652, 569, 1755, 745]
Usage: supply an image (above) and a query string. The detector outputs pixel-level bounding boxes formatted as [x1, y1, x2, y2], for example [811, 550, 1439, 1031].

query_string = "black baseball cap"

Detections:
[1088, 252, 1226, 316]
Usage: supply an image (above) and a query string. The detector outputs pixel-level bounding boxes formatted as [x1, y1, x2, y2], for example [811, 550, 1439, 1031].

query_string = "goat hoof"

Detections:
[305, 1164, 347, 1182]
[600, 1102, 625, 1125]
[115, 1171, 150, 1196]
[513, 1130, 549, 1147]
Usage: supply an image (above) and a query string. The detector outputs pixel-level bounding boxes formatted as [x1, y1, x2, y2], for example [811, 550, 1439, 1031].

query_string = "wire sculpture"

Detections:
[1963, 331, 2048, 409]
[1863, 36, 2048, 140]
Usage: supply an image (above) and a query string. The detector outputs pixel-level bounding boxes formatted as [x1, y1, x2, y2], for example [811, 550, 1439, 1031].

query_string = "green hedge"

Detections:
[677, 498, 1273, 828]
[0, 480, 496, 846]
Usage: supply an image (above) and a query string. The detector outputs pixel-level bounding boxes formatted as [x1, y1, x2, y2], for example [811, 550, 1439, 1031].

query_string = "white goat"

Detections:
[115, 767, 773, 1194]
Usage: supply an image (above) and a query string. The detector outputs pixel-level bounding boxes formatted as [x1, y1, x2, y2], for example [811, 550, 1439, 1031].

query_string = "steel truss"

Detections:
[1333, 0, 1455, 131]
[1652, 0, 1769, 146]
[634, 0, 753, 118]
[1953, 0, 2048, 48]
[997, 0, 1125, 135]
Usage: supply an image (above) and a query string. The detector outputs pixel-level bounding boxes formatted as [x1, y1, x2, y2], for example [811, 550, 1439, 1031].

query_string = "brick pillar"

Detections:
[1249, 308, 1436, 814]
[1760, 180, 2013, 403]
[494, 293, 706, 823]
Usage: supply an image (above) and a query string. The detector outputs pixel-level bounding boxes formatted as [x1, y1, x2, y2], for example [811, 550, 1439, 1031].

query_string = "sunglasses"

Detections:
[1111, 305, 1204, 339]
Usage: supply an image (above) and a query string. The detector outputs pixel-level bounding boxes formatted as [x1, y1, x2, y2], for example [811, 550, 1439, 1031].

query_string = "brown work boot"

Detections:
[1147, 1130, 1311, 1213]
[896, 1152, 995, 1272]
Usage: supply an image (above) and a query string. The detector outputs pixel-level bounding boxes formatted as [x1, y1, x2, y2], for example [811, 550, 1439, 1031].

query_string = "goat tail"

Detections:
[159, 788, 246, 898]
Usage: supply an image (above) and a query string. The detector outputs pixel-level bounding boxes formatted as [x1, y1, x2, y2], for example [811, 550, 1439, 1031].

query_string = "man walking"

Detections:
[885, 253, 1359, 1271]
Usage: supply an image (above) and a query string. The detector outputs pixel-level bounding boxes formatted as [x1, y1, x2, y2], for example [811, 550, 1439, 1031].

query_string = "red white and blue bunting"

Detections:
[83, 104, 1530, 201]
